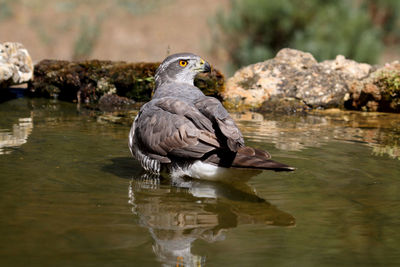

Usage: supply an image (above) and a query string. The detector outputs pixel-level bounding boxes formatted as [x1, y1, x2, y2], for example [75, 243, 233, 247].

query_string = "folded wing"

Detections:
[194, 96, 244, 151]
[134, 97, 221, 161]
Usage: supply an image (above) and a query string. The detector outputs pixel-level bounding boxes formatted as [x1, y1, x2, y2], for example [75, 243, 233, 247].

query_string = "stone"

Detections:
[98, 93, 136, 111]
[257, 97, 311, 114]
[223, 48, 372, 111]
[346, 61, 400, 112]
[321, 55, 371, 80]
[0, 42, 33, 88]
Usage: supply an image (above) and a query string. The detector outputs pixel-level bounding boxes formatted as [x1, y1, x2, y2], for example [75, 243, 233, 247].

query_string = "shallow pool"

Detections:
[0, 98, 399, 266]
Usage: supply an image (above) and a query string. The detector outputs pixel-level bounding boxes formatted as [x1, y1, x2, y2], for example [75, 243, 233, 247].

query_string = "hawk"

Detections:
[129, 53, 294, 179]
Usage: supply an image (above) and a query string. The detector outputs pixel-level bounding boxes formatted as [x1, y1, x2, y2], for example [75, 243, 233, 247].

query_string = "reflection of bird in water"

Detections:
[129, 53, 294, 179]
[129, 173, 295, 266]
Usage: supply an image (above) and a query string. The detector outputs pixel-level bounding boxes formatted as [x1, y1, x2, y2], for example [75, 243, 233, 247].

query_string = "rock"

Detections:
[29, 59, 225, 104]
[223, 48, 371, 111]
[346, 61, 400, 112]
[321, 55, 371, 80]
[96, 110, 138, 126]
[194, 70, 225, 101]
[258, 97, 311, 114]
[0, 42, 33, 88]
[29, 59, 158, 102]
[98, 93, 136, 111]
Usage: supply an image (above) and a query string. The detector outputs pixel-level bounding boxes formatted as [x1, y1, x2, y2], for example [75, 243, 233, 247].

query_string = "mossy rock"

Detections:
[375, 69, 400, 111]
[28, 59, 225, 103]
[346, 62, 400, 113]
[257, 97, 311, 114]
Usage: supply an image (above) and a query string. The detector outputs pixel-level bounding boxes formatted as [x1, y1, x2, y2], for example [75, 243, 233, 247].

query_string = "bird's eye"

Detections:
[179, 60, 188, 67]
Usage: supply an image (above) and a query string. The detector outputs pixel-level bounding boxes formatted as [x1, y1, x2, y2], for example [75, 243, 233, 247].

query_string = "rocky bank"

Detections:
[28, 59, 225, 106]
[223, 48, 399, 113]
[1, 44, 399, 114]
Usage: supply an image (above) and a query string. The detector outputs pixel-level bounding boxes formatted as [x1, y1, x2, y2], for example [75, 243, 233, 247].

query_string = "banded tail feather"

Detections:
[203, 146, 295, 172]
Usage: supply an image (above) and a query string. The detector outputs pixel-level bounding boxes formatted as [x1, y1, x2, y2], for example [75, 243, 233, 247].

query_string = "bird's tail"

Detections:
[231, 146, 295, 171]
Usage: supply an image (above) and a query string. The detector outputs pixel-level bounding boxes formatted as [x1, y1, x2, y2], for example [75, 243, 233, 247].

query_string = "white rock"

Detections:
[0, 42, 33, 87]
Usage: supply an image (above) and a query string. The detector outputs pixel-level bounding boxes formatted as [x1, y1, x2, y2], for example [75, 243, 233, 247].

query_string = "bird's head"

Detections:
[154, 53, 211, 87]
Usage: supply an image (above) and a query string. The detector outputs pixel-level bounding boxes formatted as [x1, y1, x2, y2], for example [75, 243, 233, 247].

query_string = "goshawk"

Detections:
[129, 53, 294, 179]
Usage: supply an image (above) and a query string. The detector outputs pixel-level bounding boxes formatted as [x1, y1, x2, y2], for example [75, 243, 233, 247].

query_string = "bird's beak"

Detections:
[203, 61, 211, 73]
[200, 59, 211, 73]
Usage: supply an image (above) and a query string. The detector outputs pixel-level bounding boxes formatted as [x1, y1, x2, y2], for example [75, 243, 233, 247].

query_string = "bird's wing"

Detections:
[134, 97, 221, 160]
[194, 96, 244, 151]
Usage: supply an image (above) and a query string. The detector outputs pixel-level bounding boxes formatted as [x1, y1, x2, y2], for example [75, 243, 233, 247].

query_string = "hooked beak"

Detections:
[203, 61, 211, 73]
[199, 58, 211, 73]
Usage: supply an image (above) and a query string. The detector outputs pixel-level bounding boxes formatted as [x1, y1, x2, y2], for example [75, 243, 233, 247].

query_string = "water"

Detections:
[0, 98, 399, 266]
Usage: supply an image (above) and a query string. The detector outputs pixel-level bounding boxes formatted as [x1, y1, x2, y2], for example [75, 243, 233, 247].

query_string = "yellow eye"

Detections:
[179, 60, 188, 67]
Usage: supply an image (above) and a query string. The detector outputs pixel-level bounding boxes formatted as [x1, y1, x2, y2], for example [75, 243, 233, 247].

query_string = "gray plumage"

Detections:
[129, 53, 294, 177]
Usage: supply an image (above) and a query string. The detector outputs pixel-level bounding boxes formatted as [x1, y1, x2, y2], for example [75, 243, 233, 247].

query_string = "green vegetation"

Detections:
[375, 69, 400, 110]
[212, 0, 400, 71]
[116, 0, 172, 15]
[378, 70, 400, 94]
[364, 0, 400, 43]
[0, 0, 14, 21]
[31, 18, 53, 45]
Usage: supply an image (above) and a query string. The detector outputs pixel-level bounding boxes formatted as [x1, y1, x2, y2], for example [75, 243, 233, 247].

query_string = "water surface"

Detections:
[0, 98, 399, 266]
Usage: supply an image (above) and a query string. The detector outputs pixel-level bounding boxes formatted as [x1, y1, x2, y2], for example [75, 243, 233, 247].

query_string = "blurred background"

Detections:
[1, 0, 399, 74]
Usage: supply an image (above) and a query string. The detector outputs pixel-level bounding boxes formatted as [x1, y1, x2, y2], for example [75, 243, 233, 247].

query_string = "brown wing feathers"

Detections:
[232, 146, 294, 171]
[237, 146, 271, 159]
[195, 97, 244, 151]
[136, 98, 220, 160]
[203, 146, 294, 171]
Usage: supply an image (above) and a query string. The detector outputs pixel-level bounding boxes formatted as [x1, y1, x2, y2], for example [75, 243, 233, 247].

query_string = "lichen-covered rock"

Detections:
[258, 97, 311, 114]
[0, 42, 33, 88]
[194, 70, 225, 101]
[96, 110, 138, 125]
[346, 61, 400, 112]
[223, 48, 371, 111]
[29, 59, 225, 103]
[29, 59, 158, 102]
[321, 55, 371, 80]
[98, 94, 136, 111]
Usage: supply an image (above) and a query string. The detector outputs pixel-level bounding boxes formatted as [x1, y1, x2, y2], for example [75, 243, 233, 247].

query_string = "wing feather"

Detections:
[194, 96, 244, 151]
[134, 98, 220, 161]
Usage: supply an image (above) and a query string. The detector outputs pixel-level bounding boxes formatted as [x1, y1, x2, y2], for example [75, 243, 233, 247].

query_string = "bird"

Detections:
[129, 53, 294, 179]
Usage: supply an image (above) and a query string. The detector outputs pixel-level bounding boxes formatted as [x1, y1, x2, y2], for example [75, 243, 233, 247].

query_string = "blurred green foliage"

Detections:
[117, 0, 172, 15]
[0, 0, 171, 60]
[0, 0, 14, 21]
[375, 69, 400, 108]
[365, 0, 400, 42]
[72, 14, 104, 60]
[212, 0, 399, 70]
